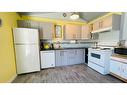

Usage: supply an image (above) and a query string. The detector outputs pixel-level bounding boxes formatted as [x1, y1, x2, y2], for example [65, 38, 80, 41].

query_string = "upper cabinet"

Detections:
[90, 14, 121, 33]
[102, 15, 112, 29]
[17, 20, 92, 40]
[92, 21, 100, 32]
[17, 20, 55, 40]
[81, 25, 91, 39]
[64, 24, 82, 40]
[38, 22, 55, 40]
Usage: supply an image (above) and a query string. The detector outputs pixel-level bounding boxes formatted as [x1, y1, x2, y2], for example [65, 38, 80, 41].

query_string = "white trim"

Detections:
[7, 74, 17, 83]
[91, 27, 112, 33]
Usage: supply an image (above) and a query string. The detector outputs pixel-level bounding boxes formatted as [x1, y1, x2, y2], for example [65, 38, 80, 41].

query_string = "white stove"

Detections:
[88, 48, 112, 75]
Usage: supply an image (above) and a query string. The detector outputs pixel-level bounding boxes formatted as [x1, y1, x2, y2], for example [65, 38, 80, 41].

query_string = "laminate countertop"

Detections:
[111, 54, 127, 64]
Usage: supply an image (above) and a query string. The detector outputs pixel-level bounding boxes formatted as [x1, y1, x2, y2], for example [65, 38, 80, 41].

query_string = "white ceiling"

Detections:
[19, 12, 108, 22]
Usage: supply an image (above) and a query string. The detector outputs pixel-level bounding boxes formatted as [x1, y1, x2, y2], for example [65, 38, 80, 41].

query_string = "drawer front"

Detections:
[110, 60, 121, 76]
[88, 61, 106, 75]
[88, 51, 105, 67]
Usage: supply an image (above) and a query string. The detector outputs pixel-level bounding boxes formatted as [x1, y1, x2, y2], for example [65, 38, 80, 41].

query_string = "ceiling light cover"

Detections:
[70, 13, 79, 20]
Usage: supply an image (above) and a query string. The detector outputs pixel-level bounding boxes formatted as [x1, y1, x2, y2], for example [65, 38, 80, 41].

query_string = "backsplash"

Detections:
[98, 30, 120, 46]
[40, 39, 96, 49]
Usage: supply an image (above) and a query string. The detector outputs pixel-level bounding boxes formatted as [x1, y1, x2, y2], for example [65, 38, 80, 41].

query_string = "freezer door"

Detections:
[15, 44, 40, 74]
[13, 28, 39, 44]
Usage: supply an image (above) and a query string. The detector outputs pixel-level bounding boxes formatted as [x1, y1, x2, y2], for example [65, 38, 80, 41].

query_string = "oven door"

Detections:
[88, 50, 105, 67]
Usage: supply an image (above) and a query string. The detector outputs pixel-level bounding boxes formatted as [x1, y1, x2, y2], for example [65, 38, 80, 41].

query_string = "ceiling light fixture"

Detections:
[70, 12, 79, 20]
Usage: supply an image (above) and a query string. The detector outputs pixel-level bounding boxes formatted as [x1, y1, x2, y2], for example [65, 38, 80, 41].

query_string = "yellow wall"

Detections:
[0, 12, 20, 83]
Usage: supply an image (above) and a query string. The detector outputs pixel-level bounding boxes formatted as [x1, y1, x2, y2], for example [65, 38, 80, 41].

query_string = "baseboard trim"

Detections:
[110, 72, 127, 83]
[7, 74, 17, 83]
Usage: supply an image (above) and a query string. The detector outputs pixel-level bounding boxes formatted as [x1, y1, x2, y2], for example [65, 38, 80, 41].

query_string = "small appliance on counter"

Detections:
[40, 42, 54, 50]
[53, 41, 61, 49]
[114, 48, 127, 55]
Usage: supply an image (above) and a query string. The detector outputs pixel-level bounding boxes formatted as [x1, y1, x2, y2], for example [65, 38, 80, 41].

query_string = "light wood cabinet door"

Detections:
[64, 24, 81, 39]
[75, 25, 82, 39]
[102, 15, 112, 28]
[39, 22, 54, 39]
[82, 25, 91, 39]
[92, 21, 100, 31]
[91, 15, 113, 33]
[64, 25, 74, 39]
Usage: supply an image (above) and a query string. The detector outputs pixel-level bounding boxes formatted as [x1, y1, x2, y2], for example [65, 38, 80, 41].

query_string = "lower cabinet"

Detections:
[40, 51, 55, 69]
[55, 50, 68, 67]
[67, 50, 75, 65]
[40, 49, 86, 68]
[110, 59, 127, 82]
[121, 63, 127, 79]
[76, 49, 85, 64]
[110, 60, 121, 76]
[55, 49, 85, 67]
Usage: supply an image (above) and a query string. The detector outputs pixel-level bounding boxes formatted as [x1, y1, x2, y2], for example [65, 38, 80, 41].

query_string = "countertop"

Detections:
[111, 54, 127, 64]
[40, 47, 88, 51]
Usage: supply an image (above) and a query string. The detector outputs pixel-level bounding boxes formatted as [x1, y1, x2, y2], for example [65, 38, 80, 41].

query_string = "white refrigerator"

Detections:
[13, 28, 40, 74]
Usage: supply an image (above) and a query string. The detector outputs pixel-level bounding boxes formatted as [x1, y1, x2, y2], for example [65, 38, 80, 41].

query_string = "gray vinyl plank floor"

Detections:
[13, 64, 123, 83]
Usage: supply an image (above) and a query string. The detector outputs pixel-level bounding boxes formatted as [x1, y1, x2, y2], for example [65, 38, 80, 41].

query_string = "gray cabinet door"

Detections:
[55, 49, 85, 67]
[55, 50, 68, 67]
[55, 50, 62, 67]
[67, 50, 76, 65]
[17, 20, 29, 28]
[39, 22, 54, 40]
[62, 50, 68, 66]
[17, 20, 54, 40]
[67, 49, 84, 65]
[74, 49, 85, 64]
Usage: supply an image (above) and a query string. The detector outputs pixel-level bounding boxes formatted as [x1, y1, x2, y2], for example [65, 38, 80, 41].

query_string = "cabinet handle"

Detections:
[60, 52, 62, 56]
